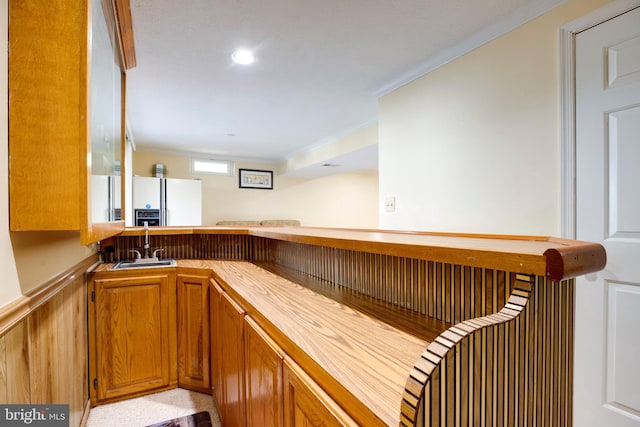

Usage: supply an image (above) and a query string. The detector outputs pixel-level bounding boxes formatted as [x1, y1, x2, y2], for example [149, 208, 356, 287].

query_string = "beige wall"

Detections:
[133, 150, 379, 228]
[278, 124, 377, 173]
[0, 0, 95, 308]
[378, 0, 613, 235]
[0, 0, 19, 306]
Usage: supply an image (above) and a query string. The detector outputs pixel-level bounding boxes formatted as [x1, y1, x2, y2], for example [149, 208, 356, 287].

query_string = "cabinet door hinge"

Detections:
[93, 378, 98, 390]
[91, 290, 95, 302]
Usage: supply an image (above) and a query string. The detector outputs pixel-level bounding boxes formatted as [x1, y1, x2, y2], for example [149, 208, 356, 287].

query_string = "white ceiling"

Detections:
[126, 0, 562, 174]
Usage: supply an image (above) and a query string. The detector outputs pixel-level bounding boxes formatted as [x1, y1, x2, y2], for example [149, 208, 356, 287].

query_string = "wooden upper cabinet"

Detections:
[8, 0, 135, 244]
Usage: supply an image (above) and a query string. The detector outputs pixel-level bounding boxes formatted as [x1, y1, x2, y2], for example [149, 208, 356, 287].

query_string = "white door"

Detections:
[575, 6, 640, 426]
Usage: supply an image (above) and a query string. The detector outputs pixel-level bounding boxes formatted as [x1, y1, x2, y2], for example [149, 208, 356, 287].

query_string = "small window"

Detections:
[191, 158, 234, 176]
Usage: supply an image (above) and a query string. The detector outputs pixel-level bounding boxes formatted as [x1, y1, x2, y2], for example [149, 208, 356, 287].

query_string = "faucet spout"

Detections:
[143, 221, 150, 258]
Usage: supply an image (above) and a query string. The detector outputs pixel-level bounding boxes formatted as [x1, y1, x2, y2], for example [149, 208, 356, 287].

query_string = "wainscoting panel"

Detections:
[0, 256, 93, 427]
[0, 321, 30, 403]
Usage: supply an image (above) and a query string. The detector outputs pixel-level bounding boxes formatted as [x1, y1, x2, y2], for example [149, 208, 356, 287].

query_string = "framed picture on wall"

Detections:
[238, 168, 273, 189]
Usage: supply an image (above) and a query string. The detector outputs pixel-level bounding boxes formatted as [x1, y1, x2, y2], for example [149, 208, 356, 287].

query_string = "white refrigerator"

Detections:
[133, 176, 202, 226]
[91, 175, 121, 222]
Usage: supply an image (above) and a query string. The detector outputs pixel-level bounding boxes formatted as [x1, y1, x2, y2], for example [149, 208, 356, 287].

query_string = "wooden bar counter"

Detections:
[102, 226, 606, 426]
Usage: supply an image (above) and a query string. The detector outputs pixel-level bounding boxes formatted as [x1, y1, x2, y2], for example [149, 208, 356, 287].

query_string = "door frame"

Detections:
[559, 0, 640, 239]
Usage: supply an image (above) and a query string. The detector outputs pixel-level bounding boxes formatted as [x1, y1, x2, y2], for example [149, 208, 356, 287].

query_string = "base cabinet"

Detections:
[245, 317, 284, 427]
[90, 270, 177, 403]
[210, 279, 357, 427]
[210, 280, 223, 406]
[283, 358, 357, 427]
[177, 273, 210, 392]
[215, 284, 247, 426]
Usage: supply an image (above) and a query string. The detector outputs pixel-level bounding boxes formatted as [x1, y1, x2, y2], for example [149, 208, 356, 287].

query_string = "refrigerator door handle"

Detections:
[160, 179, 167, 226]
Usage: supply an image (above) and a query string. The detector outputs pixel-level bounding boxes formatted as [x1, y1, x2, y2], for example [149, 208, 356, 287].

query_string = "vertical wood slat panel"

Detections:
[0, 322, 30, 403]
[401, 275, 574, 427]
[27, 296, 57, 403]
[262, 240, 515, 324]
[69, 276, 89, 427]
[113, 236, 515, 325]
[111, 234, 254, 262]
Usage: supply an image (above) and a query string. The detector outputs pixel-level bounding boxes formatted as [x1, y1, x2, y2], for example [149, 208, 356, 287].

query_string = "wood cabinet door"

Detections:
[8, 0, 127, 244]
[210, 280, 223, 407]
[177, 273, 210, 391]
[93, 272, 176, 402]
[283, 358, 357, 427]
[218, 289, 247, 426]
[245, 317, 284, 427]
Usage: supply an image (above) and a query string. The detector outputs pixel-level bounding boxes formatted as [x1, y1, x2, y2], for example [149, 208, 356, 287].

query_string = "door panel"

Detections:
[608, 106, 640, 238]
[245, 317, 284, 427]
[282, 357, 356, 427]
[218, 290, 246, 426]
[606, 283, 640, 411]
[94, 274, 174, 401]
[575, 6, 640, 425]
[177, 273, 210, 391]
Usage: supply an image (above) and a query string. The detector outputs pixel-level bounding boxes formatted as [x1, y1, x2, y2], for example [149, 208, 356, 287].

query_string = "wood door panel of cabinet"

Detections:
[210, 280, 223, 406]
[9, 0, 86, 232]
[8, 0, 127, 244]
[283, 357, 357, 427]
[93, 273, 176, 401]
[245, 316, 284, 427]
[218, 288, 247, 427]
[177, 273, 210, 391]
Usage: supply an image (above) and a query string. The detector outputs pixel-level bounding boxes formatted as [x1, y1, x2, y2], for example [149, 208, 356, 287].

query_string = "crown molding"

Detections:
[373, 0, 566, 98]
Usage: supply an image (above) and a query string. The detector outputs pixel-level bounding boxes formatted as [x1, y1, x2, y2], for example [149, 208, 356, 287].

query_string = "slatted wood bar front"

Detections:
[105, 226, 606, 426]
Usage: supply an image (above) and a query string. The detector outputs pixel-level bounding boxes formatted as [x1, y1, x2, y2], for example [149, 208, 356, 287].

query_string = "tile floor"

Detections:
[85, 388, 222, 427]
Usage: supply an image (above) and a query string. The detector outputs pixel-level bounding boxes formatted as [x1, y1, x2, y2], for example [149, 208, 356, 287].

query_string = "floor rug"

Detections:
[145, 411, 212, 427]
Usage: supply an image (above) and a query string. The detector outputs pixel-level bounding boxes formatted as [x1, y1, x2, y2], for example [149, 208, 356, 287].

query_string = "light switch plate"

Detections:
[384, 196, 396, 212]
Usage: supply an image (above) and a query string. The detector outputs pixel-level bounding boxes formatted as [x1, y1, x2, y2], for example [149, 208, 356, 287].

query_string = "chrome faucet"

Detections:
[128, 222, 166, 263]
[143, 221, 150, 259]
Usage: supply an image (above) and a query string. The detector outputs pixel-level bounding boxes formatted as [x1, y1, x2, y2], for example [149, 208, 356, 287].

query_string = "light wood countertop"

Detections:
[208, 260, 428, 426]
[92, 259, 434, 425]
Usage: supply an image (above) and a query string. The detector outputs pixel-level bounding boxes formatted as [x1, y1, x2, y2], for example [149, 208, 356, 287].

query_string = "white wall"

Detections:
[378, 0, 612, 236]
[133, 151, 379, 228]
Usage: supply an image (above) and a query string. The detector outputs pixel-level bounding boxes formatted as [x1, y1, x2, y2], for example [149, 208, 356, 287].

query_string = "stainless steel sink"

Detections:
[111, 259, 176, 270]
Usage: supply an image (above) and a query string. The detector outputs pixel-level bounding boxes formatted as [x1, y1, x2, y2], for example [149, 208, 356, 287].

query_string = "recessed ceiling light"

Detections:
[231, 49, 254, 65]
